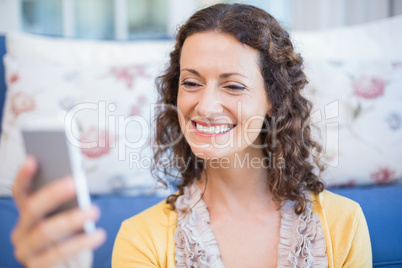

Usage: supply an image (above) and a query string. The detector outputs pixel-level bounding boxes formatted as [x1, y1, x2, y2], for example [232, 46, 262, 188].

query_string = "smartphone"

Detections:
[21, 118, 95, 234]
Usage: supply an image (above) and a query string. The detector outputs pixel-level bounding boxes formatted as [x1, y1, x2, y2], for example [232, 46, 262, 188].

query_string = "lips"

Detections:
[191, 120, 236, 135]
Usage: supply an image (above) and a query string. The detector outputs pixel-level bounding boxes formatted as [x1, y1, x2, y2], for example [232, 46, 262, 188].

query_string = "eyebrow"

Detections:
[181, 68, 247, 79]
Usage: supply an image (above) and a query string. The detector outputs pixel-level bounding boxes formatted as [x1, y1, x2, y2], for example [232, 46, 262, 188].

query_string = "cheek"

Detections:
[176, 93, 191, 130]
[240, 109, 267, 142]
[243, 118, 264, 135]
[177, 91, 190, 112]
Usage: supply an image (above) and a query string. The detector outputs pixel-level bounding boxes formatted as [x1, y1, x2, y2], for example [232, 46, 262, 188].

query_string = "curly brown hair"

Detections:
[153, 3, 325, 215]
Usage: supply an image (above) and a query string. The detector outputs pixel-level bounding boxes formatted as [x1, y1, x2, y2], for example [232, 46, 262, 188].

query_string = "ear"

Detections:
[267, 110, 272, 118]
[266, 101, 273, 118]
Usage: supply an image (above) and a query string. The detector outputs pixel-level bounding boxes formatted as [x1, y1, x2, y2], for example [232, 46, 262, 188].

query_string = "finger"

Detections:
[15, 205, 100, 262]
[12, 156, 38, 208]
[28, 228, 106, 268]
[13, 177, 76, 243]
[16, 206, 100, 259]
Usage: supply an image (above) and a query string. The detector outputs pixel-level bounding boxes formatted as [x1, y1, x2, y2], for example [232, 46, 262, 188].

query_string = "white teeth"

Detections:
[197, 124, 203, 132]
[195, 123, 233, 134]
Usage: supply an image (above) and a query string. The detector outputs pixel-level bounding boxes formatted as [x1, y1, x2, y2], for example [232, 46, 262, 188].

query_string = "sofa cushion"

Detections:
[291, 15, 402, 61]
[0, 32, 175, 196]
[303, 59, 402, 187]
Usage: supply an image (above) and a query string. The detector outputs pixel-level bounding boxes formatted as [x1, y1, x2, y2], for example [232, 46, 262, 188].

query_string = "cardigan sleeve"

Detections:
[342, 205, 372, 267]
[312, 190, 373, 267]
[112, 219, 160, 268]
[111, 199, 177, 268]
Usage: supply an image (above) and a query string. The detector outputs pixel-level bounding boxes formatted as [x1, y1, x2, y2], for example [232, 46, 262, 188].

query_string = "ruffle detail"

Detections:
[174, 183, 225, 268]
[277, 195, 328, 268]
[174, 183, 328, 268]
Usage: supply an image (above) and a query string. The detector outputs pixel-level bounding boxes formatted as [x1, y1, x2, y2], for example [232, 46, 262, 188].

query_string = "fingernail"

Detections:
[92, 205, 100, 216]
[26, 155, 36, 164]
[94, 229, 107, 243]
[85, 205, 100, 219]
[25, 156, 37, 172]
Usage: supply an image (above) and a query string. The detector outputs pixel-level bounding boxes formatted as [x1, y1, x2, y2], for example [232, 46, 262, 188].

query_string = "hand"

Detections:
[11, 156, 106, 268]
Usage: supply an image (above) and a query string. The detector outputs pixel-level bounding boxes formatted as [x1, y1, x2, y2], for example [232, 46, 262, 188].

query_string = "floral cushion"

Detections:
[0, 33, 174, 196]
[303, 60, 402, 187]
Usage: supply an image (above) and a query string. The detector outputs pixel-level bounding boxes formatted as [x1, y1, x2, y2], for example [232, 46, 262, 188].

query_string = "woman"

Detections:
[113, 3, 371, 267]
[11, 3, 371, 268]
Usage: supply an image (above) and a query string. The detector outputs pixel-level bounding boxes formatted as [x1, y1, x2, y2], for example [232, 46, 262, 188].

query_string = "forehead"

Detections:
[180, 31, 260, 75]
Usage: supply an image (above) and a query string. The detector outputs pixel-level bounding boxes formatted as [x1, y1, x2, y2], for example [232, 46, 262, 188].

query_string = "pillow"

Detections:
[291, 14, 402, 61]
[0, 33, 175, 196]
[303, 59, 402, 187]
[6, 31, 173, 65]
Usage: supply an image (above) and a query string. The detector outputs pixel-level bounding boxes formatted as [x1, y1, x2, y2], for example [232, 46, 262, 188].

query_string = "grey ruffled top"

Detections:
[174, 182, 328, 268]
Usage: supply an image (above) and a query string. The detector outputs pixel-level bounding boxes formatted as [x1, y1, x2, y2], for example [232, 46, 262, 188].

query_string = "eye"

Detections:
[181, 81, 201, 88]
[225, 84, 245, 91]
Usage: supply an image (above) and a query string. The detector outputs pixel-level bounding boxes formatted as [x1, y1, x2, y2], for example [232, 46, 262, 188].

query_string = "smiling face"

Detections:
[177, 31, 272, 160]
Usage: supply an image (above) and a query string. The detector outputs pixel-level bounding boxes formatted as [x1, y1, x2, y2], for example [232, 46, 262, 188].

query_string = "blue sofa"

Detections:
[0, 35, 401, 268]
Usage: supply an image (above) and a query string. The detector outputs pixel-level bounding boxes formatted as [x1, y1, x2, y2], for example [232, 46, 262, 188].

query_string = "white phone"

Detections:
[21, 117, 95, 234]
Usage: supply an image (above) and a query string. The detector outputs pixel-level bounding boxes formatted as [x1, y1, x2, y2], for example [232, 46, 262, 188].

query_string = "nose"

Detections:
[195, 84, 223, 118]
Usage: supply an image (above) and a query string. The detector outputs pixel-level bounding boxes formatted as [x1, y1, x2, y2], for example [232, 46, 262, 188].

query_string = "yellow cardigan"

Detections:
[112, 190, 372, 267]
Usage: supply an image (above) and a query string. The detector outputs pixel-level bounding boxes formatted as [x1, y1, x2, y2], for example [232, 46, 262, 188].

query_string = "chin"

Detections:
[191, 149, 219, 159]
[190, 146, 240, 162]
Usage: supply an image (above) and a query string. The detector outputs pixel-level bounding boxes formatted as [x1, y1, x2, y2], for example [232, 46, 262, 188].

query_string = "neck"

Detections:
[196, 150, 276, 215]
